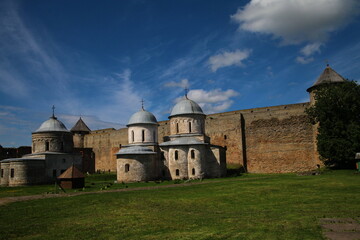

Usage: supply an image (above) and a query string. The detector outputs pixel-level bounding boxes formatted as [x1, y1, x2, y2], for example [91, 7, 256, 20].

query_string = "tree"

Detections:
[306, 80, 360, 169]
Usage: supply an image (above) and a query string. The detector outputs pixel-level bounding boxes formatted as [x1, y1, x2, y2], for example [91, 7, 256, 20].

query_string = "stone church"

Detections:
[0, 65, 350, 186]
[0, 112, 83, 186]
[116, 97, 226, 182]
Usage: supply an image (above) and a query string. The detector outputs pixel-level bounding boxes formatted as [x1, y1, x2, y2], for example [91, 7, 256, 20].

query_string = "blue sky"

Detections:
[1, 0, 360, 147]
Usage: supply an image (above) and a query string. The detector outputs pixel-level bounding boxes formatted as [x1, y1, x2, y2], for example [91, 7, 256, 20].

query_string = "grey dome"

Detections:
[34, 116, 69, 133]
[169, 98, 205, 118]
[127, 109, 158, 126]
[116, 145, 156, 155]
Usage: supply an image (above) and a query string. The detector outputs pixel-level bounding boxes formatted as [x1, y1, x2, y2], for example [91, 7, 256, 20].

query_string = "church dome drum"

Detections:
[32, 113, 73, 154]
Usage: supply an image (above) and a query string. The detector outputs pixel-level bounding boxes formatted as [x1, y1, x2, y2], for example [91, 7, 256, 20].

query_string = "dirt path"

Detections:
[0, 177, 265, 206]
[320, 218, 360, 240]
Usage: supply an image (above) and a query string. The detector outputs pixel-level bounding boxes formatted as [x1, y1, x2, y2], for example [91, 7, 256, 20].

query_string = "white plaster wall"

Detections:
[128, 125, 158, 144]
[0, 162, 10, 186]
[169, 115, 205, 135]
[117, 155, 156, 182]
[168, 147, 188, 179]
[187, 146, 205, 179]
[32, 132, 74, 153]
[8, 161, 45, 186]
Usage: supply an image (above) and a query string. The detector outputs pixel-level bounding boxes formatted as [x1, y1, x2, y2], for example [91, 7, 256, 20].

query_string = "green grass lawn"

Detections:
[0, 170, 359, 240]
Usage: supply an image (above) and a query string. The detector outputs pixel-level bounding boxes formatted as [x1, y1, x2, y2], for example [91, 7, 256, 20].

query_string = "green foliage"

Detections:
[306, 81, 360, 168]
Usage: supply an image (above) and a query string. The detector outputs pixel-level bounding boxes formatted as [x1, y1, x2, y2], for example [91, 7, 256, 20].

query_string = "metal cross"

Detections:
[184, 87, 189, 98]
[52, 105, 55, 117]
[325, 59, 329, 67]
[141, 99, 144, 110]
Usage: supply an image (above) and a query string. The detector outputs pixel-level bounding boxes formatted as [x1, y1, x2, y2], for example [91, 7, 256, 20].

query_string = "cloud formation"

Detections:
[231, 0, 360, 45]
[176, 89, 239, 114]
[296, 42, 323, 64]
[164, 78, 189, 88]
[208, 49, 251, 72]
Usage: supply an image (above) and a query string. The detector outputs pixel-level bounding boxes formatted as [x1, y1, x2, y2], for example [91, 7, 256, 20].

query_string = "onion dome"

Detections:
[34, 116, 69, 133]
[127, 109, 158, 126]
[307, 65, 346, 92]
[169, 97, 205, 118]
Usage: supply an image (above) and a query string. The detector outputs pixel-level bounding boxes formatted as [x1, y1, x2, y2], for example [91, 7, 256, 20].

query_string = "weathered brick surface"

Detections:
[84, 128, 127, 171]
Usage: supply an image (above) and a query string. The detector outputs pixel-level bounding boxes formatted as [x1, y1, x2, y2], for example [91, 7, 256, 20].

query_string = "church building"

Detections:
[0, 111, 82, 186]
[116, 96, 226, 182]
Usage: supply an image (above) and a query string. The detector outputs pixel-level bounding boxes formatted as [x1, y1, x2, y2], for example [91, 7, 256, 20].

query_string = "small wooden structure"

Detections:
[57, 165, 85, 189]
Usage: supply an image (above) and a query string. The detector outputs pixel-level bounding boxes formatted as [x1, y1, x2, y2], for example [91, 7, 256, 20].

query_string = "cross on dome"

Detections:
[184, 87, 189, 99]
[141, 99, 145, 110]
[52, 105, 56, 118]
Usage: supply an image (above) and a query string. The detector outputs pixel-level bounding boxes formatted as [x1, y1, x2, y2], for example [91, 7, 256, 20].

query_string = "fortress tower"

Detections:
[307, 64, 346, 105]
[71, 117, 91, 148]
[306, 64, 347, 166]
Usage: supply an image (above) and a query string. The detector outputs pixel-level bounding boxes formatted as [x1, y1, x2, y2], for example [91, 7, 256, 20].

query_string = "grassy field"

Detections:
[0, 170, 359, 240]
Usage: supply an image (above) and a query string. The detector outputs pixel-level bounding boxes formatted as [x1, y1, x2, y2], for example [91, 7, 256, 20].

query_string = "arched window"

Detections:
[176, 123, 179, 133]
[192, 168, 195, 175]
[176, 169, 180, 176]
[153, 131, 156, 142]
[131, 130, 134, 142]
[175, 150, 178, 160]
[125, 164, 130, 172]
[33, 143, 35, 152]
[191, 150, 195, 159]
[189, 122, 192, 133]
[224, 135, 227, 140]
[142, 130, 145, 142]
[60, 142, 64, 151]
[45, 141, 49, 151]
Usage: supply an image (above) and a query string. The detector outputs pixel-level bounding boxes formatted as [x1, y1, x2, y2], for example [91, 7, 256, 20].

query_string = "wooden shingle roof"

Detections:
[307, 65, 346, 92]
[58, 165, 85, 179]
[70, 117, 91, 133]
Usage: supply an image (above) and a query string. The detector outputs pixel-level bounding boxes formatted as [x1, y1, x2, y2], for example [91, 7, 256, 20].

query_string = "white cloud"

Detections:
[87, 69, 142, 125]
[176, 88, 239, 114]
[164, 79, 189, 88]
[231, 0, 360, 45]
[296, 56, 314, 64]
[296, 42, 323, 64]
[300, 43, 322, 56]
[0, 1, 69, 95]
[208, 49, 251, 72]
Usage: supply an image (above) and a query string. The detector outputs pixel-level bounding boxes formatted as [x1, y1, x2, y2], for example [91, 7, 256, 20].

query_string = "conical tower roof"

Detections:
[58, 165, 85, 179]
[71, 117, 91, 133]
[307, 65, 346, 92]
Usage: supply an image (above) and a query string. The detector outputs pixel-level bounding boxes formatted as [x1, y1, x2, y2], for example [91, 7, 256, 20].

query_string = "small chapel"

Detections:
[0, 109, 82, 186]
[116, 96, 227, 182]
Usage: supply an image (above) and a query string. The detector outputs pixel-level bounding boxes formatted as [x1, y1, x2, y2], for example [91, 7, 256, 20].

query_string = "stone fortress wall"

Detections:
[84, 102, 320, 173]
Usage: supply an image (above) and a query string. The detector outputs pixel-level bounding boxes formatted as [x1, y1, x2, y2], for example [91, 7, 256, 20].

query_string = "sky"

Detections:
[1, 0, 360, 147]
